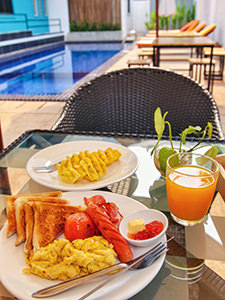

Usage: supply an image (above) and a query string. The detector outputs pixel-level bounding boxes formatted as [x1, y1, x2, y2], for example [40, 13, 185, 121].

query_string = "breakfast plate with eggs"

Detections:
[26, 140, 139, 191]
[0, 191, 167, 300]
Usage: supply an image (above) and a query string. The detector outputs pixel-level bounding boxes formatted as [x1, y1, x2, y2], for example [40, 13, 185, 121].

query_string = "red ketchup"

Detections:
[128, 221, 164, 240]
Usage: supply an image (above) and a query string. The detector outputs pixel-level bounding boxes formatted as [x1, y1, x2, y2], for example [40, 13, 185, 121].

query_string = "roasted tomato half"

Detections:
[64, 212, 97, 241]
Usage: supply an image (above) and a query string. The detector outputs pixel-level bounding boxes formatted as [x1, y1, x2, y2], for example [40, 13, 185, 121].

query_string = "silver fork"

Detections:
[32, 238, 171, 298]
[32, 162, 59, 173]
[78, 245, 169, 300]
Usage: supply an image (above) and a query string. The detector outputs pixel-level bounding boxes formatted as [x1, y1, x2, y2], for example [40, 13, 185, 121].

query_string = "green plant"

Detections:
[89, 22, 98, 31]
[70, 20, 121, 32]
[98, 21, 111, 31]
[145, 12, 168, 30]
[159, 16, 167, 29]
[191, 2, 196, 20]
[111, 22, 119, 30]
[185, 8, 191, 23]
[145, 1, 196, 31]
[171, 14, 177, 29]
[81, 20, 90, 31]
[151, 107, 218, 175]
[70, 20, 79, 31]
[186, 2, 196, 23]
[176, 1, 186, 28]
[145, 11, 156, 30]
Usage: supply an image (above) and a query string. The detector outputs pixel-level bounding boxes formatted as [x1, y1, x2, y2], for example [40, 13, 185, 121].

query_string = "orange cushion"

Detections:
[180, 20, 194, 32]
[194, 22, 206, 32]
[186, 20, 200, 31]
[199, 24, 216, 36]
[136, 39, 153, 48]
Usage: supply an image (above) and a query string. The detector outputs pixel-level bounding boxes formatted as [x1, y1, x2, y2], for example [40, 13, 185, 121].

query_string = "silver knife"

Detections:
[78, 247, 168, 300]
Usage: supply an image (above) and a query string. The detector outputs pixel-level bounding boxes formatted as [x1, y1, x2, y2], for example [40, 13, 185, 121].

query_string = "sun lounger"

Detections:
[194, 22, 206, 32]
[137, 24, 216, 48]
[185, 20, 200, 31]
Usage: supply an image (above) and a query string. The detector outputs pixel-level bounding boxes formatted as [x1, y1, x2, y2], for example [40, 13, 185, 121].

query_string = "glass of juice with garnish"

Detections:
[166, 152, 220, 226]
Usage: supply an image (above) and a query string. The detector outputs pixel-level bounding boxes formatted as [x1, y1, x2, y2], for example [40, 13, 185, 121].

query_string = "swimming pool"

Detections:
[0, 43, 123, 95]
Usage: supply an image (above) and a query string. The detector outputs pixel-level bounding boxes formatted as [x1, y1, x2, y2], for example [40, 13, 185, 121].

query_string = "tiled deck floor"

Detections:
[0, 45, 225, 148]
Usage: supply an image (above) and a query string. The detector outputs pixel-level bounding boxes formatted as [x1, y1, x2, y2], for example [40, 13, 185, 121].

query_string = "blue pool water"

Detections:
[0, 43, 122, 95]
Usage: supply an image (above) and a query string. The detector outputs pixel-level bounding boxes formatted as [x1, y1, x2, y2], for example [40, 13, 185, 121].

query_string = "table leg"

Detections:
[208, 45, 214, 91]
[157, 47, 160, 66]
[153, 46, 156, 66]
[153, 46, 160, 67]
[220, 56, 224, 80]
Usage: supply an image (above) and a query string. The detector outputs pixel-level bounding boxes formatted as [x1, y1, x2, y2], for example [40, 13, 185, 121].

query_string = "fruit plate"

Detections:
[26, 140, 139, 191]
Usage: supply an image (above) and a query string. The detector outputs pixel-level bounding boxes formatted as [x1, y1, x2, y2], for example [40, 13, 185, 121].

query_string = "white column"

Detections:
[130, 0, 150, 35]
[121, 0, 128, 39]
[47, 0, 70, 35]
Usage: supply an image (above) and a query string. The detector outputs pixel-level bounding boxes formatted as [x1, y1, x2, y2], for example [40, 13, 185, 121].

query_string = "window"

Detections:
[43, 0, 47, 16]
[38, 0, 42, 16]
[0, 0, 13, 13]
[33, 0, 38, 16]
[128, 0, 130, 13]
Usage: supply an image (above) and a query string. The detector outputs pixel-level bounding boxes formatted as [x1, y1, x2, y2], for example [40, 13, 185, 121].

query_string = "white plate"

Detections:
[26, 140, 139, 191]
[0, 191, 166, 300]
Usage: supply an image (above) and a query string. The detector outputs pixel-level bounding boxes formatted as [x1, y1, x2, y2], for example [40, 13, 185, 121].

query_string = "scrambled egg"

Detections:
[23, 236, 117, 281]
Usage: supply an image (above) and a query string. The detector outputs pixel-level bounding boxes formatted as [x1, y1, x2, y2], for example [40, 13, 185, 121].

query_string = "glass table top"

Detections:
[0, 130, 224, 300]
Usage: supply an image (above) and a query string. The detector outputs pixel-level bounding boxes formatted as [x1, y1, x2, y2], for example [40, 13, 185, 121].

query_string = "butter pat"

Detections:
[128, 218, 145, 234]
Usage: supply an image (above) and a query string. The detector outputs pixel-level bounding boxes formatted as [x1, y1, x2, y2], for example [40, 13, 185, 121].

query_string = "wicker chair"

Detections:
[53, 68, 224, 140]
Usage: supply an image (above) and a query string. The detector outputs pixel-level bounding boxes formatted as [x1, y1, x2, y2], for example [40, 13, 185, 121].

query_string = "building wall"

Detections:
[0, 0, 49, 35]
[131, 0, 150, 35]
[120, 0, 149, 37]
[47, 0, 69, 35]
[196, 0, 225, 48]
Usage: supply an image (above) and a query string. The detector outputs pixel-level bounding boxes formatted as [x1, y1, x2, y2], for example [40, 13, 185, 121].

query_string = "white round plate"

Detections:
[0, 191, 166, 300]
[26, 140, 139, 191]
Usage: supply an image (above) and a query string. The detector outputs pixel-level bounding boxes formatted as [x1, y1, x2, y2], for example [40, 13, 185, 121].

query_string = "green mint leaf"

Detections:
[154, 107, 168, 141]
[196, 146, 218, 165]
[168, 153, 180, 169]
[215, 145, 223, 155]
[151, 107, 169, 156]
[180, 126, 202, 145]
[204, 145, 218, 158]
[207, 122, 213, 138]
[158, 147, 177, 175]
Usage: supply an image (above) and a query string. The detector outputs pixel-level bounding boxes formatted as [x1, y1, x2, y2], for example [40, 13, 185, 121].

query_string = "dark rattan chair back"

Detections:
[53, 68, 224, 140]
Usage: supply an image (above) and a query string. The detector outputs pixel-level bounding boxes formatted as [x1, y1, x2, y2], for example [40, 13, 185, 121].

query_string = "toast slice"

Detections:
[15, 196, 68, 246]
[31, 202, 85, 251]
[6, 191, 62, 238]
[24, 203, 35, 253]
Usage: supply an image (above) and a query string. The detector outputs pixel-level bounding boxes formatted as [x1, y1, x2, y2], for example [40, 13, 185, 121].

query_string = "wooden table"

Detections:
[152, 36, 216, 91]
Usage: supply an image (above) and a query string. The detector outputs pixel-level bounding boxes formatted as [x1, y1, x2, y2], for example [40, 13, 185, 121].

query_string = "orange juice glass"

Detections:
[166, 152, 219, 226]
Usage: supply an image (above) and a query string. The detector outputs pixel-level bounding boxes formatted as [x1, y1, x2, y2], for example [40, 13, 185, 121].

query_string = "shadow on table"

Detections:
[129, 263, 171, 299]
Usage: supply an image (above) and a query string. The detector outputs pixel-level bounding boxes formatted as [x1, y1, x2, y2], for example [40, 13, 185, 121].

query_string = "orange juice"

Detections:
[166, 165, 218, 221]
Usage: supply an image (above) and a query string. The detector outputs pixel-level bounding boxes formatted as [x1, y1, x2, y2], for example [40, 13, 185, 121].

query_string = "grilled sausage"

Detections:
[85, 203, 133, 263]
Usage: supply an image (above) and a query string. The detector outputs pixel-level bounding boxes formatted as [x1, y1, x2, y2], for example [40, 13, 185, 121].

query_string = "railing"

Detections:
[27, 18, 62, 33]
[0, 13, 62, 34]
